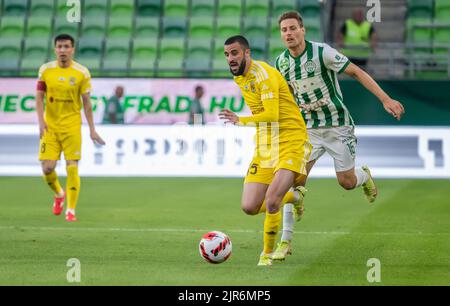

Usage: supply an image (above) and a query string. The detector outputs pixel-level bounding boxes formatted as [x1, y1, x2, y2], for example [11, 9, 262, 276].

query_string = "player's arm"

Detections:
[36, 82, 47, 139]
[82, 94, 105, 145]
[343, 63, 404, 120]
[220, 78, 280, 125]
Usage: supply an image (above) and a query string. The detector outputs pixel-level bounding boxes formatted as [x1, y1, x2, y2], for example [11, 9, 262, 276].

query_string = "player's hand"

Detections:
[219, 109, 239, 125]
[90, 131, 106, 146]
[39, 121, 48, 139]
[382, 98, 405, 121]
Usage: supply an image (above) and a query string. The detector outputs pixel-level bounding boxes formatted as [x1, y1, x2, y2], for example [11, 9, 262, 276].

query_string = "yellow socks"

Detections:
[43, 170, 63, 195]
[263, 211, 281, 254]
[66, 164, 80, 210]
[258, 190, 296, 214]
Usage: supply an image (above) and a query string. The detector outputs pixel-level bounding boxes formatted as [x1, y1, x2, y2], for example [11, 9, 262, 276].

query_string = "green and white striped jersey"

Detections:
[275, 40, 354, 128]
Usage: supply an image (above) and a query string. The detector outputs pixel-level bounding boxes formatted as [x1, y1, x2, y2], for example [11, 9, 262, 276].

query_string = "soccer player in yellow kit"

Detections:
[36, 34, 105, 222]
[219, 36, 312, 266]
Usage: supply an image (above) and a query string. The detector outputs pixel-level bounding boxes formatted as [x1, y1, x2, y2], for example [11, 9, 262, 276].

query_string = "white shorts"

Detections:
[308, 126, 357, 172]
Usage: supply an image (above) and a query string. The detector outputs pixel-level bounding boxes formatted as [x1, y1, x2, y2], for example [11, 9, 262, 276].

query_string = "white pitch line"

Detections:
[0, 226, 449, 236]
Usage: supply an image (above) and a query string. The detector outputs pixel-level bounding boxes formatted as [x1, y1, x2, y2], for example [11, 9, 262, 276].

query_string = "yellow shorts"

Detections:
[39, 129, 82, 161]
[244, 140, 312, 185]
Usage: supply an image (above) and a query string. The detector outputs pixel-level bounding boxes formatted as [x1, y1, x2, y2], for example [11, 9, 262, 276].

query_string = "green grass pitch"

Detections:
[0, 177, 449, 285]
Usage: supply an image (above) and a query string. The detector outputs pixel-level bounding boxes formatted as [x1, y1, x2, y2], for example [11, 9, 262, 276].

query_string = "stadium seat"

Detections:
[78, 37, 104, 57]
[134, 17, 160, 38]
[304, 17, 322, 41]
[211, 58, 230, 77]
[129, 57, 155, 77]
[216, 17, 241, 38]
[20, 57, 45, 76]
[273, 0, 296, 18]
[187, 38, 212, 59]
[245, 0, 269, 17]
[164, 0, 188, 17]
[0, 58, 20, 76]
[184, 58, 211, 78]
[163, 17, 187, 38]
[0, 37, 22, 58]
[406, 18, 433, 53]
[55, 0, 70, 18]
[132, 37, 158, 60]
[247, 37, 266, 60]
[156, 57, 184, 77]
[433, 25, 450, 54]
[23, 37, 49, 59]
[103, 38, 131, 76]
[3, 0, 28, 16]
[110, 0, 134, 18]
[298, 0, 321, 18]
[81, 18, 106, 38]
[54, 17, 79, 38]
[213, 37, 227, 59]
[26, 17, 52, 38]
[191, 0, 216, 17]
[189, 16, 214, 39]
[270, 17, 281, 38]
[30, 0, 55, 16]
[159, 38, 185, 59]
[83, 0, 108, 17]
[136, 0, 162, 17]
[435, 0, 450, 21]
[243, 18, 268, 39]
[268, 38, 286, 63]
[0, 17, 25, 37]
[107, 17, 133, 38]
[217, 0, 242, 17]
[407, 0, 433, 18]
[75, 57, 101, 76]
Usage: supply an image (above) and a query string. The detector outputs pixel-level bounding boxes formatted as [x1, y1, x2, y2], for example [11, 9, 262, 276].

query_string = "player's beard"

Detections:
[229, 57, 247, 76]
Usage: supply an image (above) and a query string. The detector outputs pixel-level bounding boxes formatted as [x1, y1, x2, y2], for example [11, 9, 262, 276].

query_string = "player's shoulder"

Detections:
[251, 60, 278, 83]
[38, 61, 58, 74]
[71, 61, 91, 78]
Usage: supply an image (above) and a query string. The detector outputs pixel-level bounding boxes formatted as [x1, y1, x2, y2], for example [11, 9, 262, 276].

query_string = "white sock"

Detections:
[355, 168, 369, 188]
[281, 204, 294, 241]
[66, 208, 75, 215]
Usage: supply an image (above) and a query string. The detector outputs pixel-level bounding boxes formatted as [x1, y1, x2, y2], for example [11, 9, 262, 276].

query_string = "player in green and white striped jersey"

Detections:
[271, 11, 405, 261]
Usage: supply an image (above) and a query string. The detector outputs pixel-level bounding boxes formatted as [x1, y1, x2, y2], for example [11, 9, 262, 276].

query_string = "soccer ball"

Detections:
[199, 231, 232, 264]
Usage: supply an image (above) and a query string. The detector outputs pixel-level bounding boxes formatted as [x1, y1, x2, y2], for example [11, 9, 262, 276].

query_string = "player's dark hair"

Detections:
[54, 34, 75, 47]
[278, 11, 304, 28]
[224, 35, 250, 50]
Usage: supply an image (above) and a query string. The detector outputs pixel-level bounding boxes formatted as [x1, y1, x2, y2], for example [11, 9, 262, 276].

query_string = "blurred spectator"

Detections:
[189, 85, 205, 125]
[336, 8, 377, 70]
[102, 86, 125, 124]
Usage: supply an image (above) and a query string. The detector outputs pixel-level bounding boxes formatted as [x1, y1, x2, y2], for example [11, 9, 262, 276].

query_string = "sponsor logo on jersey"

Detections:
[69, 77, 76, 86]
[280, 58, 289, 72]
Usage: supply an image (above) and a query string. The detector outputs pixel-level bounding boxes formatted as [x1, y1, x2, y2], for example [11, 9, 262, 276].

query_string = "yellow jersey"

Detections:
[38, 61, 91, 133]
[234, 60, 307, 145]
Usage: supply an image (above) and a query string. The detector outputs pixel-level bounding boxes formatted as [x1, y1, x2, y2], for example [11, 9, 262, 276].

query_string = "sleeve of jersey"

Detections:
[80, 76, 92, 95]
[323, 44, 350, 74]
[238, 77, 280, 125]
[36, 65, 46, 91]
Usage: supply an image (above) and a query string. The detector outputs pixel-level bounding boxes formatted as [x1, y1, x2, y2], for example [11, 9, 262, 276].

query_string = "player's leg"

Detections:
[327, 126, 377, 202]
[39, 131, 65, 215]
[241, 182, 269, 215]
[62, 130, 82, 221]
[258, 168, 297, 265]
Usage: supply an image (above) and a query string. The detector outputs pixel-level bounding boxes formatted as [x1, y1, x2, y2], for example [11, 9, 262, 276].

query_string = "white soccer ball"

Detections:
[199, 231, 232, 264]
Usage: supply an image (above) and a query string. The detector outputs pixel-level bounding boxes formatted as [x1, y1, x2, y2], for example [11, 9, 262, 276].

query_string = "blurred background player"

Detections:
[36, 34, 105, 222]
[189, 85, 205, 125]
[102, 85, 125, 124]
[219, 35, 311, 266]
[271, 11, 405, 260]
[336, 8, 378, 71]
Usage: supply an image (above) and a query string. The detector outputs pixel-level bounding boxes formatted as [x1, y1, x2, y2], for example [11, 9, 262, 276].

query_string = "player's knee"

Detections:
[42, 165, 55, 175]
[338, 178, 356, 190]
[241, 205, 259, 215]
[264, 195, 282, 213]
